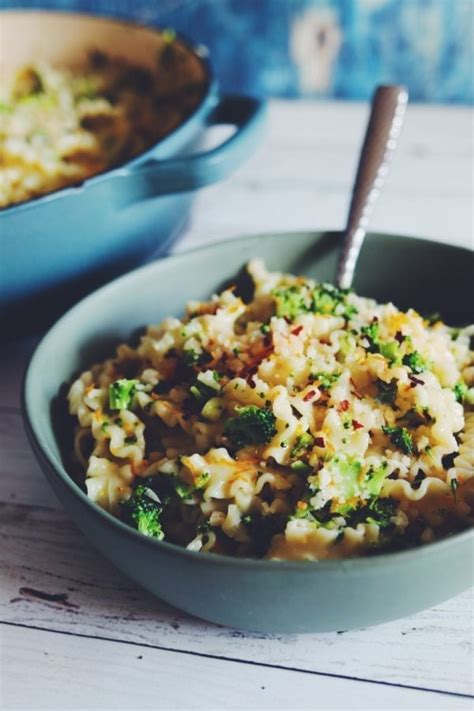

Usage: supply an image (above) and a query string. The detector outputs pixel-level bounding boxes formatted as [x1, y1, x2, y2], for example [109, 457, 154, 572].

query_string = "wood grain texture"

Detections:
[176, 101, 473, 255]
[1, 101, 473, 708]
[3, 626, 470, 711]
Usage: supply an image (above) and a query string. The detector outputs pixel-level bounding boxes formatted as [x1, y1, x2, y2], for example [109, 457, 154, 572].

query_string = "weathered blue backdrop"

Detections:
[4, 0, 473, 103]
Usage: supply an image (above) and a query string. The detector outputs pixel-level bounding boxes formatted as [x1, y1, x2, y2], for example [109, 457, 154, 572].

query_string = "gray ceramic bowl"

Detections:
[23, 231, 474, 633]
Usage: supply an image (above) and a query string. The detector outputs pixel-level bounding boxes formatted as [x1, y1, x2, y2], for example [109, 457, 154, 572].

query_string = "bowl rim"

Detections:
[22, 229, 474, 572]
[0, 8, 215, 216]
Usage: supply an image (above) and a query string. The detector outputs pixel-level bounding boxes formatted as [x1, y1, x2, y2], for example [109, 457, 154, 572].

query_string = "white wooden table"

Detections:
[1, 100, 473, 711]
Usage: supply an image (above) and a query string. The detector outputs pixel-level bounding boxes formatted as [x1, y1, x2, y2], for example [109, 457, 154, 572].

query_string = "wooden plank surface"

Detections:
[1, 100, 473, 709]
[3, 625, 470, 711]
[177, 101, 473, 254]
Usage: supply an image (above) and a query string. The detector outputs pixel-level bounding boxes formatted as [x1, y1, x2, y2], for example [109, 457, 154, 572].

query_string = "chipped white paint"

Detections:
[0, 100, 472, 710]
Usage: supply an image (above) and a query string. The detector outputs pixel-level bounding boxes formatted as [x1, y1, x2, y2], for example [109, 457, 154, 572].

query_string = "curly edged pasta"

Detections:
[0, 38, 205, 208]
[67, 260, 474, 559]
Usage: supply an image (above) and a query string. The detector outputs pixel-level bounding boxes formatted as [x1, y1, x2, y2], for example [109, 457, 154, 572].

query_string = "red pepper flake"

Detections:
[245, 367, 258, 385]
[314, 437, 325, 447]
[352, 420, 364, 430]
[408, 374, 424, 388]
[291, 325, 303, 336]
[339, 400, 350, 411]
[303, 390, 316, 402]
[349, 378, 363, 400]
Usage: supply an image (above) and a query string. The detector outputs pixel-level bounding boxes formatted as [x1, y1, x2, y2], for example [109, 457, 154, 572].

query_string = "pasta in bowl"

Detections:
[67, 260, 474, 561]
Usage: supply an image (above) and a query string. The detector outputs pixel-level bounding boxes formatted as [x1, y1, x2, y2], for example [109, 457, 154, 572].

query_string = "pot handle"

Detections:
[111, 95, 266, 203]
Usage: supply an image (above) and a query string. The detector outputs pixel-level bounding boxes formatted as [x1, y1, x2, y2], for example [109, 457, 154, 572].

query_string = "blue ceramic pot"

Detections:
[0, 11, 266, 334]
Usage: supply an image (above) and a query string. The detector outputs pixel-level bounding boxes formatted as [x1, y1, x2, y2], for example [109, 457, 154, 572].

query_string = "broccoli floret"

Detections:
[311, 371, 341, 390]
[224, 406, 277, 448]
[273, 282, 356, 321]
[361, 321, 380, 349]
[109, 378, 139, 410]
[273, 285, 310, 319]
[326, 455, 363, 511]
[312, 283, 357, 319]
[376, 378, 398, 405]
[290, 432, 315, 458]
[174, 481, 195, 500]
[382, 425, 415, 455]
[379, 341, 401, 365]
[364, 462, 390, 497]
[403, 351, 427, 374]
[121, 485, 164, 539]
[360, 323, 401, 364]
[366, 497, 398, 528]
[194, 471, 210, 489]
[345, 496, 397, 530]
[453, 380, 468, 403]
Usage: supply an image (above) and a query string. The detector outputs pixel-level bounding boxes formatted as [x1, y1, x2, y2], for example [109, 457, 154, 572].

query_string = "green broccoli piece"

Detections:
[326, 455, 363, 512]
[345, 496, 398, 530]
[290, 432, 315, 458]
[453, 380, 468, 403]
[376, 378, 398, 405]
[273, 285, 310, 319]
[311, 371, 341, 390]
[121, 485, 164, 539]
[361, 321, 380, 350]
[364, 462, 390, 497]
[382, 425, 415, 455]
[273, 282, 356, 321]
[403, 351, 427, 374]
[360, 323, 401, 364]
[109, 378, 139, 410]
[174, 481, 195, 500]
[312, 283, 357, 319]
[224, 406, 277, 448]
[379, 341, 401, 365]
[365, 497, 398, 528]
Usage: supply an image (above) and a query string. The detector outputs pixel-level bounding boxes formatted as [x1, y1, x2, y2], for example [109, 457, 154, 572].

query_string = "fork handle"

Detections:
[336, 85, 408, 290]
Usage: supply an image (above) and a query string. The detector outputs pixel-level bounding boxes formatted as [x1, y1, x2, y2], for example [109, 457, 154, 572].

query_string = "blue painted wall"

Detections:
[3, 0, 473, 103]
